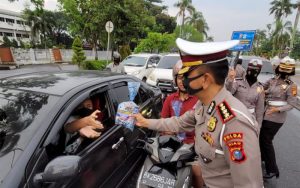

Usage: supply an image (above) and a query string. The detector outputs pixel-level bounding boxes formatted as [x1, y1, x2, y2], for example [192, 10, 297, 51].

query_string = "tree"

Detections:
[185, 11, 209, 39]
[72, 36, 86, 67]
[2, 36, 12, 47]
[271, 20, 292, 56]
[269, 0, 293, 21]
[253, 29, 267, 55]
[174, 25, 204, 42]
[134, 32, 175, 53]
[174, 0, 195, 37]
[290, 1, 300, 52]
[12, 39, 19, 48]
[153, 13, 177, 34]
[290, 31, 300, 59]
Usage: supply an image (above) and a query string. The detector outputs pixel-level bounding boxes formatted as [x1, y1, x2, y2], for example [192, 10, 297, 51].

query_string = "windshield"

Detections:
[122, 56, 148, 67]
[242, 59, 274, 74]
[157, 56, 180, 69]
[0, 89, 57, 182]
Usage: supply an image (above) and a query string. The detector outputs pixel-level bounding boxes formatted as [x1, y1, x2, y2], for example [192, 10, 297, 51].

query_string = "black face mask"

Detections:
[76, 107, 94, 117]
[183, 73, 205, 95]
[246, 69, 259, 86]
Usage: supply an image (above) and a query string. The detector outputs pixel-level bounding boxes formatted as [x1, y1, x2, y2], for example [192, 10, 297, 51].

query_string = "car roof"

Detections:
[129, 54, 159, 57]
[163, 53, 180, 57]
[0, 70, 122, 96]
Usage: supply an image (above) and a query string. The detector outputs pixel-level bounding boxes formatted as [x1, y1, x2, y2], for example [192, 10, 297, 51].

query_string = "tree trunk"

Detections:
[289, 7, 300, 54]
[182, 11, 185, 38]
[94, 38, 98, 60]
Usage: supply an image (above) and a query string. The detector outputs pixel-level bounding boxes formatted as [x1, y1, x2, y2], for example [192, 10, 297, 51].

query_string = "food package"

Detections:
[115, 101, 139, 131]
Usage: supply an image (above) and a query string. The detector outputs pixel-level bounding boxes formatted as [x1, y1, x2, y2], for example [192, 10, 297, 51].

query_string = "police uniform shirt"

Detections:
[147, 87, 263, 188]
[226, 79, 265, 128]
[262, 77, 298, 123]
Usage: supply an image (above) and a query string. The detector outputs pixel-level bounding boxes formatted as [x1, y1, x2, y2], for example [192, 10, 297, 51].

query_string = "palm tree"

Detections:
[174, 0, 195, 37]
[269, 0, 293, 21]
[290, 1, 300, 52]
[254, 29, 267, 55]
[271, 20, 292, 55]
[185, 11, 209, 39]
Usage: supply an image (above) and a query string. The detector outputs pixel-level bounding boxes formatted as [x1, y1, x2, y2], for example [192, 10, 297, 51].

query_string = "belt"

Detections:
[268, 101, 287, 106]
[248, 108, 255, 113]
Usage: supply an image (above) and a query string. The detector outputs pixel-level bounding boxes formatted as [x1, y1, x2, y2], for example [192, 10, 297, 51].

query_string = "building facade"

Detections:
[0, 9, 31, 45]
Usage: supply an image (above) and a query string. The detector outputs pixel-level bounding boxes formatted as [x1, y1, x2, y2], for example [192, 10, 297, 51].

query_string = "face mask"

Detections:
[246, 69, 260, 78]
[183, 73, 205, 95]
[76, 107, 94, 117]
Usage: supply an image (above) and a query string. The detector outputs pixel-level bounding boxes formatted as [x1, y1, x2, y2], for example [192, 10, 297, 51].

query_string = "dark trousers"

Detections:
[259, 120, 283, 174]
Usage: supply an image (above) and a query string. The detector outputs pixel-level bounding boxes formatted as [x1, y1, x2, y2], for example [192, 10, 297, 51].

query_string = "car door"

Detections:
[25, 85, 128, 188]
[145, 56, 156, 79]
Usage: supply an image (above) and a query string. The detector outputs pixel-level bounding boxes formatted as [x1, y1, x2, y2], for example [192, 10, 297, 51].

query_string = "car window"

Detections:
[0, 89, 58, 181]
[122, 56, 148, 67]
[157, 56, 180, 69]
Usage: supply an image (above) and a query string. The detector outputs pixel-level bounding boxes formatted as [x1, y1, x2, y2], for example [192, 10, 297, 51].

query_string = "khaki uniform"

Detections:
[147, 87, 263, 188]
[262, 77, 298, 123]
[106, 63, 125, 73]
[226, 79, 265, 128]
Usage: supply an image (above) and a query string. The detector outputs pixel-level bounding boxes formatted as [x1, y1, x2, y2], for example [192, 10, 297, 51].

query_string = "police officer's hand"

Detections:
[84, 110, 104, 129]
[228, 68, 236, 81]
[266, 106, 279, 115]
[131, 113, 150, 128]
[79, 126, 101, 139]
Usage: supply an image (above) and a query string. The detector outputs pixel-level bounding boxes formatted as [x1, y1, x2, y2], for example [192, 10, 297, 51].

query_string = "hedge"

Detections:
[84, 60, 111, 70]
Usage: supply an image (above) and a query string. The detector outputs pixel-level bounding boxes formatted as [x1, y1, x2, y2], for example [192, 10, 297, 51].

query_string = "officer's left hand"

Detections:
[266, 106, 279, 115]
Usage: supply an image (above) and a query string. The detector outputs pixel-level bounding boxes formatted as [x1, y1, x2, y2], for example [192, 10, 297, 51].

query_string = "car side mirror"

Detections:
[33, 156, 81, 186]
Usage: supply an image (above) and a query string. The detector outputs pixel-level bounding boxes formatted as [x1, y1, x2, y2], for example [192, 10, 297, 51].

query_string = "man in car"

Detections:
[106, 52, 125, 73]
[132, 38, 263, 187]
[226, 59, 265, 128]
[63, 98, 104, 155]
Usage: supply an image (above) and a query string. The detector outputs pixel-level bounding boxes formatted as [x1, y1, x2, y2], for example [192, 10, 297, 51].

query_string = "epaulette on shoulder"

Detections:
[284, 78, 293, 85]
[216, 100, 236, 124]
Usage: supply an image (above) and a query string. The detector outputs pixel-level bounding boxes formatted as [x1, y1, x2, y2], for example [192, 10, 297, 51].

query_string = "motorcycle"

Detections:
[136, 135, 196, 188]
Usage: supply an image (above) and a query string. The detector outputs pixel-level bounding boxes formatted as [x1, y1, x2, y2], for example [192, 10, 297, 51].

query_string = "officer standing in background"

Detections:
[106, 52, 125, 73]
[226, 59, 265, 128]
[260, 56, 298, 179]
[234, 58, 246, 80]
[133, 38, 263, 188]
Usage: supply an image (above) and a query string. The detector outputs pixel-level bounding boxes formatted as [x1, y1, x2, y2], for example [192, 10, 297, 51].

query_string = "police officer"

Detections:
[133, 38, 263, 187]
[260, 56, 298, 179]
[106, 52, 125, 73]
[234, 58, 246, 80]
[226, 59, 265, 128]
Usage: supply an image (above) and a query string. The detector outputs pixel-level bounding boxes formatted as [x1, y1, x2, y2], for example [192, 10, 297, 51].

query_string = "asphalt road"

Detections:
[0, 64, 299, 187]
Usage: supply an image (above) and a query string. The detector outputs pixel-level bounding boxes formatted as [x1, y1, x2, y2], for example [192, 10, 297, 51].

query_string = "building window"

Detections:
[22, 34, 30, 38]
[0, 17, 4, 22]
[16, 20, 24, 25]
[4, 32, 13, 37]
[16, 33, 22, 37]
[5, 18, 15, 24]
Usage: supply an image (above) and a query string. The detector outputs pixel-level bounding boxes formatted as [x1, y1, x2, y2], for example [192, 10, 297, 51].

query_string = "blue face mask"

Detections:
[183, 72, 205, 95]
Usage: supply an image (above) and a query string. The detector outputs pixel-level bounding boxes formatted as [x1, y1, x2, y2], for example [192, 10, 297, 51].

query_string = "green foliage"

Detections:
[134, 32, 175, 53]
[19, 40, 25, 48]
[72, 36, 86, 67]
[84, 60, 108, 70]
[152, 13, 177, 34]
[119, 45, 131, 60]
[2, 36, 12, 47]
[291, 33, 300, 59]
[12, 39, 19, 48]
[174, 25, 204, 42]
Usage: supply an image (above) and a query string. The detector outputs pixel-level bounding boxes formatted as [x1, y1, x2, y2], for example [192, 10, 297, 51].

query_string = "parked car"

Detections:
[147, 54, 180, 93]
[0, 71, 162, 188]
[122, 54, 161, 82]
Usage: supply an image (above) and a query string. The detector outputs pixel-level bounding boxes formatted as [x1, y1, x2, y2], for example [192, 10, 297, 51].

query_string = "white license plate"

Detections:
[141, 171, 176, 188]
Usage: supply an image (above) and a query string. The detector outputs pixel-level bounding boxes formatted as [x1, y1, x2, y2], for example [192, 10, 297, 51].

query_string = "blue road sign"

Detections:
[230, 30, 256, 51]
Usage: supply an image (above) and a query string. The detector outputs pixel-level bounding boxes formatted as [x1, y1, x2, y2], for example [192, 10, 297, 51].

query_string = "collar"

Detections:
[201, 87, 229, 115]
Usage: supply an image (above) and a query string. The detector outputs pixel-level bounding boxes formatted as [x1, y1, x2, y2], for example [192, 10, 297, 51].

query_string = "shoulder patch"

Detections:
[217, 100, 236, 124]
[291, 85, 297, 96]
[285, 78, 293, 85]
[223, 132, 243, 143]
[227, 141, 246, 163]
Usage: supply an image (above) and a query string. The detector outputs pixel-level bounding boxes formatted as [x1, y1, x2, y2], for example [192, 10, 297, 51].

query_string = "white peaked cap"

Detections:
[249, 59, 263, 66]
[281, 56, 295, 65]
[176, 38, 240, 55]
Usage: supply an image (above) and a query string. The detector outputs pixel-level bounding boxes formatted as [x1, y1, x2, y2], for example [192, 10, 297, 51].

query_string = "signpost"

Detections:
[230, 30, 256, 68]
[105, 21, 114, 64]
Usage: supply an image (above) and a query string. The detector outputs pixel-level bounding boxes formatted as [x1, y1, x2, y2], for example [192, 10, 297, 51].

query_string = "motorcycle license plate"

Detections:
[141, 171, 176, 188]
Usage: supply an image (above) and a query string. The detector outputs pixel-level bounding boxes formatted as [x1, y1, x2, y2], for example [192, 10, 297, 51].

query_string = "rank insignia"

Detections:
[201, 132, 214, 146]
[227, 141, 246, 163]
[281, 84, 287, 90]
[291, 85, 297, 96]
[223, 132, 243, 143]
[217, 100, 235, 124]
[207, 101, 216, 115]
[207, 116, 217, 132]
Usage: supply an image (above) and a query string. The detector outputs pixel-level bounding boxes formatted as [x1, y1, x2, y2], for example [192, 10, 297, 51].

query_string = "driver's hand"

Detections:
[85, 110, 104, 129]
[228, 68, 236, 81]
[79, 126, 101, 138]
[131, 113, 150, 128]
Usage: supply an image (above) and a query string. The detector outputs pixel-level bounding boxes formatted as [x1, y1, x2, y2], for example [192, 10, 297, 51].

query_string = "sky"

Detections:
[0, 0, 299, 41]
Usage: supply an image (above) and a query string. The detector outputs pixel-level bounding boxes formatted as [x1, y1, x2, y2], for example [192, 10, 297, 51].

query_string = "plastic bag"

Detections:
[115, 101, 139, 131]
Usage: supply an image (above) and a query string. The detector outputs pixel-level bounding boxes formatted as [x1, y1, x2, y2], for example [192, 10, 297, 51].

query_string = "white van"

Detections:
[146, 54, 180, 93]
[122, 54, 161, 82]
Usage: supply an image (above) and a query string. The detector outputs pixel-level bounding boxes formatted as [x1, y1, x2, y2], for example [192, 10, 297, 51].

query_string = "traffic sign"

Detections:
[105, 21, 114, 33]
[230, 30, 256, 51]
